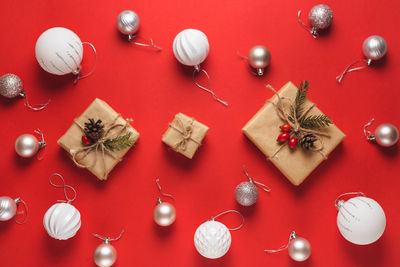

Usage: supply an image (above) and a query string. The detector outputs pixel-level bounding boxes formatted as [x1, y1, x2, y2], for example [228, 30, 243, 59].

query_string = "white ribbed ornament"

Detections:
[173, 29, 209, 67]
[43, 202, 81, 240]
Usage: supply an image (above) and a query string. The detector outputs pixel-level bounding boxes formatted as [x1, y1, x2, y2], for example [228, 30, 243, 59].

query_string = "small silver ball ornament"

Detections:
[94, 242, 117, 267]
[117, 10, 140, 40]
[362, 35, 387, 61]
[15, 134, 43, 158]
[288, 233, 312, 262]
[374, 124, 399, 147]
[248, 45, 271, 76]
[0, 196, 18, 221]
[308, 4, 333, 31]
[0, 74, 23, 99]
[153, 200, 176, 226]
[235, 181, 259, 206]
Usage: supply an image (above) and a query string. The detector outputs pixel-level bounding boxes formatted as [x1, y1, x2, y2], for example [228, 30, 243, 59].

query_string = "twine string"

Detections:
[363, 118, 376, 140]
[74, 42, 97, 84]
[20, 91, 50, 111]
[155, 178, 175, 201]
[49, 173, 77, 204]
[192, 68, 228, 106]
[168, 116, 200, 152]
[297, 11, 318, 38]
[14, 198, 28, 225]
[336, 59, 370, 83]
[335, 192, 366, 209]
[93, 229, 124, 243]
[129, 34, 162, 50]
[242, 165, 271, 192]
[265, 231, 297, 253]
[211, 210, 244, 231]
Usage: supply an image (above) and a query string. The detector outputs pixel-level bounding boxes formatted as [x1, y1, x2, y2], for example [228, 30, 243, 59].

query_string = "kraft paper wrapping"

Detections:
[162, 113, 209, 159]
[57, 98, 139, 180]
[242, 81, 346, 186]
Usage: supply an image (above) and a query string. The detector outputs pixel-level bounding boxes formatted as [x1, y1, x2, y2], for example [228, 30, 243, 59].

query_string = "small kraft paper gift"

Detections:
[162, 113, 209, 159]
[242, 81, 345, 186]
[58, 98, 139, 180]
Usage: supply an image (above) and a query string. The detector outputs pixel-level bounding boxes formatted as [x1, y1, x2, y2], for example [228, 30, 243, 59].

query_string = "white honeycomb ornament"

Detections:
[194, 220, 232, 259]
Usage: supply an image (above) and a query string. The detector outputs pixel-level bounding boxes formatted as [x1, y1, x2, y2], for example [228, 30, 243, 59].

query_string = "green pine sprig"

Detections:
[299, 115, 332, 129]
[294, 80, 309, 119]
[104, 133, 134, 151]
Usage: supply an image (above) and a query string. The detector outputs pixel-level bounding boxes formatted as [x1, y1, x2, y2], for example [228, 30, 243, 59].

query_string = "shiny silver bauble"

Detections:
[0, 197, 18, 221]
[374, 123, 399, 147]
[288, 234, 311, 262]
[15, 134, 40, 158]
[153, 201, 176, 226]
[117, 10, 140, 38]
[0, 74, 23, 99]
[248, 45, 271, 76]
[235, 181, 258, 206]
[362, 35, 387, 61]
[94, 243, 117, 267]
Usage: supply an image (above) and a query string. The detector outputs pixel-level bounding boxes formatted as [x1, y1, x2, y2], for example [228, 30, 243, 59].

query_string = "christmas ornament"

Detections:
[117, 10, 161, 50]
[0, 74, 50, 110]
[173, 29, 227, 106]
[43, 173, 81, 240]
[364, 118, 398, 147]
[0, 196, 28, 224]
[15, 129, 46, 158]
[238, 46, 271, 76]
[298, 4, 333, 38]
[271, 81, 332, 151]
[153, 178, 176, 227]
[265, 231, 311, 262]
[335, 192, 386, 245]
[336, 35, 387, 83]
[234, 166, 270, 206]
[194, 210, 244, 259]
[93, 230, 124, 267]
[35, 27, 97, 83]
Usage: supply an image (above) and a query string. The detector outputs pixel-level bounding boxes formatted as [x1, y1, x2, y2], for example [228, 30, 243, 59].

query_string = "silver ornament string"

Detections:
[155, 178, 175, 202]
[192, 67, 228, 106]
[336, 59, 371, 83]
[265, 231, 297, 253]
[93, 229, 124, 243]
[242, 166, 271, 192]
[129, 35, 162, 51]
[334, 192, 366, 210]
[363, 118, 376, 140]
[20, 90, 50, 111]
[297, 11, 318, 38]
[49, 173, 77, 204]
[211, 210, 244, 231]
[14, 198, 28, 225]
[236, 51, 259, 76]
[34, 129, 47, 160]
[74, 42, 97, 84]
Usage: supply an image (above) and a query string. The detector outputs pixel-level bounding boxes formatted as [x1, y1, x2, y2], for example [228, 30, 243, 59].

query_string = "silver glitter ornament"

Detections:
[117, 10, 140, 41]
[0, 196, 28, 224]
[0, 74, 23, 98]
[153, 179, 176, 227]
[362, 35, 387, 61]
[15, 129, 46, 158]
[364, 118, 399, 147]
[298, 5, 333, 38]
[93, 231, 123, 267]
[247, 45, 271, 76]
[235, 167, 270, 206]
[265, 231, 311, 262]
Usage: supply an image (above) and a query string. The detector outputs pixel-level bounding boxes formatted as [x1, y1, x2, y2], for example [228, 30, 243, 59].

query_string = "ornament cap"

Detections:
[257, 68, 264, 76]
[194, 65, 200, 72]
[290, 231, 298, 240]
[156, 197, 163, 205]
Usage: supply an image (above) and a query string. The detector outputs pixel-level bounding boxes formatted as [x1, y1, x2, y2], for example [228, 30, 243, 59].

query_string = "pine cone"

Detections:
[299, 133, 317, 150]
[84, 119, 104, 142]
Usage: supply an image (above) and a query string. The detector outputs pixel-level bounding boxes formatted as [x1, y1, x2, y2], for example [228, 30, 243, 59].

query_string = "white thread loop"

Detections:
[20, 91, 50, 111]
[14, 198, 28, 225]
[49, 173, 77, 204]
[34, 129, 46, 160]
[265, 231, 297, 253]
[74, 42, 97, 84]
[211, 210, 244, 231]
[129, 35, 162, 51]
[192, 68, 228, 106]
[364, 118, 376, 140]
[336, 59, 370, 83]
[93, 229, 124, 243]
[155, 178, 174, 201]
[242, 166, 271, 192]
[334, 192, 366, 209]
[297, 11, 318, 38]
[236, 51, 259, 76]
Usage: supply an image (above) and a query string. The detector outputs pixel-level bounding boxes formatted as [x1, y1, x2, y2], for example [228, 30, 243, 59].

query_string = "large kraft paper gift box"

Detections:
[58, 98, 140, 180]
[242, 81, 345, 186]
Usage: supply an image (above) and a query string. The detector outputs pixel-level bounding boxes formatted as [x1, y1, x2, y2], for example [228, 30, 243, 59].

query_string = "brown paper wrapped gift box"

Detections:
[242, 81, 346, 186]
[58, 98, 140, 180]
[162, 113, 209, 159]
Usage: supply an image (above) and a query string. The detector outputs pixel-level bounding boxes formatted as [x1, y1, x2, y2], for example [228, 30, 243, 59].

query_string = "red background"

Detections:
[1, 0, 399, 266]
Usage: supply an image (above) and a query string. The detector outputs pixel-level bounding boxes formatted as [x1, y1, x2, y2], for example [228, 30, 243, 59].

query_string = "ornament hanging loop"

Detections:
[242, 165, 271, 192]
[35, 128, 47, 160]
[93, 229, 124, 244]
[236, 51, 259, 76]
[49, 173, 77, 204]
[265, 231, 297, 253]
[334, 192, 366, 209]
[129, 35, 162, 51]
[336, 59, 370, 83]
[211, 210, 244, 231]
[297, 11, 318, 38]
[155, 178, 174, 204]
[74, 42, 97, 84]
[20, 91, 50, 111]
[364, 118, 376, 140]
[14, 198, 29, 225]
[192, 67, 228, 106]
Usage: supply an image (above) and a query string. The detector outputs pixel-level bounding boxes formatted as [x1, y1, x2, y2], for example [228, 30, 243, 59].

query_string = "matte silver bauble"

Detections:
[235, 181, 258, 206]
[362, 35, 387, 61]
[117, 10, 140, 39]
[94, 243, 117, 267]
[374, 123, 399, 147]
[15, 134, 40, 158]
[248, 45, 271, 76]
[153, 201, 176, 226]
[0, 74, 23, 98]
[288, 234, 312, 262]
[0, 196, 18, 221]
[308, 5, 333, 30]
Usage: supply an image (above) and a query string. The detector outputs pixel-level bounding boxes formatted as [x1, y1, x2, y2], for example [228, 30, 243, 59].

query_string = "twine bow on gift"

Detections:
[266, 84, 330, 159]
[168, 116, 200, 151]
[71, 114, 133, 179]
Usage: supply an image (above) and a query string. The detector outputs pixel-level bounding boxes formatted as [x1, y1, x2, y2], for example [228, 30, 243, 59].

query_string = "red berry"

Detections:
[277, 132, 290, 142]
[81, 135, 92, 145]
[288, 137, 298, 149]
[280, 123, 291, 132]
